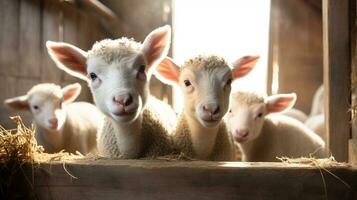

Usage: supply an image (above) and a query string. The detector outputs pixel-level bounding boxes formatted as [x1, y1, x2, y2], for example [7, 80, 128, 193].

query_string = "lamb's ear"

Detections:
[231, 55, 259, 80]
[62, 83, 82, 103]
[4, 95, 29, 110]
[155, 57, 180, 86]
[266, 93, 297, 114]
[46, 41, 89, 81]
[142, 25, 171, 70]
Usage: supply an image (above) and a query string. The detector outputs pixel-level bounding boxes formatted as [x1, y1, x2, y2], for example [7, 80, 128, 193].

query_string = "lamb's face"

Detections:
[179, 66, 232, 128]
[226, 92, 297, 143]
[46, 25, 171, 125]
[27, 90, 66, 131]
[87, 53, 149, 123]
[226, 95, 266, 143]
[4, 83, 81, 132]
[155, 55, 260, 129]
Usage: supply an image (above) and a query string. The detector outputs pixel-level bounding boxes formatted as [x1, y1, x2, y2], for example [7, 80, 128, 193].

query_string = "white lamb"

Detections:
[305, 85, 325, 140]
[280, 108, 308, 122]
[155, 55, 260, 161]
[46, 26, 176, 159]
[305, 114, 325, 141]
[4, 83, 102, 154]
[309, 85, 324, 117]
[226, 91, 327, 162]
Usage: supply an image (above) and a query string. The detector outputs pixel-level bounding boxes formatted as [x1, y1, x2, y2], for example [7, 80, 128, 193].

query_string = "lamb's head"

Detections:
[226, 91, 296, 143]
[155, 55, 259, 128]
[4, 83, 81, 131]
[46, 26, 171, 123]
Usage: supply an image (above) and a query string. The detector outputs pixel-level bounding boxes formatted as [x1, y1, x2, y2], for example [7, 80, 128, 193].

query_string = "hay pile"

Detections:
[0, 116, 43, 164]
[0, 116, 85, 164]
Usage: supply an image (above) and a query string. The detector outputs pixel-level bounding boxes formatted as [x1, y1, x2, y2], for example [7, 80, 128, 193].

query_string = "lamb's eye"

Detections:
[257, 112, 263, 118]
[184, 80, 191, 87]
[33, 105, 39, 110]
[138, 64, 146, 73]
[226, 78, 232, 85]
[229, 109, 232, 113]
[89, 72, 97, 81]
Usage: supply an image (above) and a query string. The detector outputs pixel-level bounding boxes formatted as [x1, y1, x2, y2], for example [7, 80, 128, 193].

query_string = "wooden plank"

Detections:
[62, 3, 80, 82]
[271, 0, 323, 113]
[0, 0, 20, 76]
[78, 0, 121, 26]
[41, 0, 63, 84]
[266, 0, 278, 95]
[350, 0, 357, 164]
[18, 0, 41, 78]
[322, 0, 351, 162]
[0, 76, 18, 129]
[6, 160, 357, 200]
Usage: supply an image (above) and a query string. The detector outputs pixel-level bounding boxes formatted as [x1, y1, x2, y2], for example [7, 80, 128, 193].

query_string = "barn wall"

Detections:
[268, 0, 323, 114]
[0, 0, 109, 128]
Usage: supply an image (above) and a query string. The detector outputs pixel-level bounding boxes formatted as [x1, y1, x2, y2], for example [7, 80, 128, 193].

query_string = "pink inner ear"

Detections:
[51, 45, 87, 74]
[156, 59, 180, 83]
[63, 87, 79, 102]
[232, 56, 259, 79]
[144, 31, 169, 67]
[267, 97, 294, 113]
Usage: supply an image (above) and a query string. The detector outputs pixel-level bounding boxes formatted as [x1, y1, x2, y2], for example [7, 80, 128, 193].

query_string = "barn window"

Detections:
[0, 0, 356, 199]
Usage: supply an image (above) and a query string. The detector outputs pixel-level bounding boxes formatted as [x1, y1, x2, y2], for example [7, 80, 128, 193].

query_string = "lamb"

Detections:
[226, 91, 327, 162]
[305, 114, 325, 141]
[4, 83, 102, 154]
[305, 85, 325, 140]
[155, 55, 260, 161]
[280, 108, 308, 122]
[46, 25, 175, 159]
[309, 85, 324, 117]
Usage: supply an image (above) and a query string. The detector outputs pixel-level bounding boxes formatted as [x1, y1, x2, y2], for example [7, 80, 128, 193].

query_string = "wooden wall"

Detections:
[268, 0, 323, 114]
[0, 0, 109, 129]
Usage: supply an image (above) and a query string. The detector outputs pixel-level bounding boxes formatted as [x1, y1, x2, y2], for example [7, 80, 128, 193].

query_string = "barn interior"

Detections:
[0, 0, 357, 199]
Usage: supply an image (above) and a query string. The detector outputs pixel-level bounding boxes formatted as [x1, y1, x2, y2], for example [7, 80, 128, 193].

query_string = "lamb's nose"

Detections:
[48, 118, 58, 125]
[113, 94, 133, 106]
[203, 104, 220, 115]
[235, 130, 249, 138]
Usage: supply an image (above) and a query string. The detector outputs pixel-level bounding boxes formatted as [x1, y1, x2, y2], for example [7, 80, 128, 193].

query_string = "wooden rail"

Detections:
[77, 0, 121, 26]
[3, 160, 357, 200]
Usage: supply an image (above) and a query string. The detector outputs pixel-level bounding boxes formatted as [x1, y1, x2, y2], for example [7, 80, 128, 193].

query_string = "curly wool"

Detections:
[97, 106, 173, 159]
[181, 55, 229, 71]
[88, 38, 142, 63]
[231, 91, 265, 106]
[172, 115, 234, 161]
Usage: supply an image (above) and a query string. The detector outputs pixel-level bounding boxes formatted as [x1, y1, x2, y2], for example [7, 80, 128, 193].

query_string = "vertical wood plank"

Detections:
[0, 0, 20, 76]
[41, 0, 63, 84]
[323, 0, 351, 161]
[18, 0, 41, 78]
[349, 0, 357, 164]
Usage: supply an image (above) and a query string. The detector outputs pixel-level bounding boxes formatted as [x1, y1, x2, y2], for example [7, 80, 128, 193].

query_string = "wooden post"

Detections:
[322, 0, 351, 162]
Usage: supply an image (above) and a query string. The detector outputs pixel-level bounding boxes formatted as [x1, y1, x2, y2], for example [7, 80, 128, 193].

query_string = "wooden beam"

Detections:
[323, 0, 351, 162]
[4, 160, 357, 200]
[77, 0, 121, 26]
